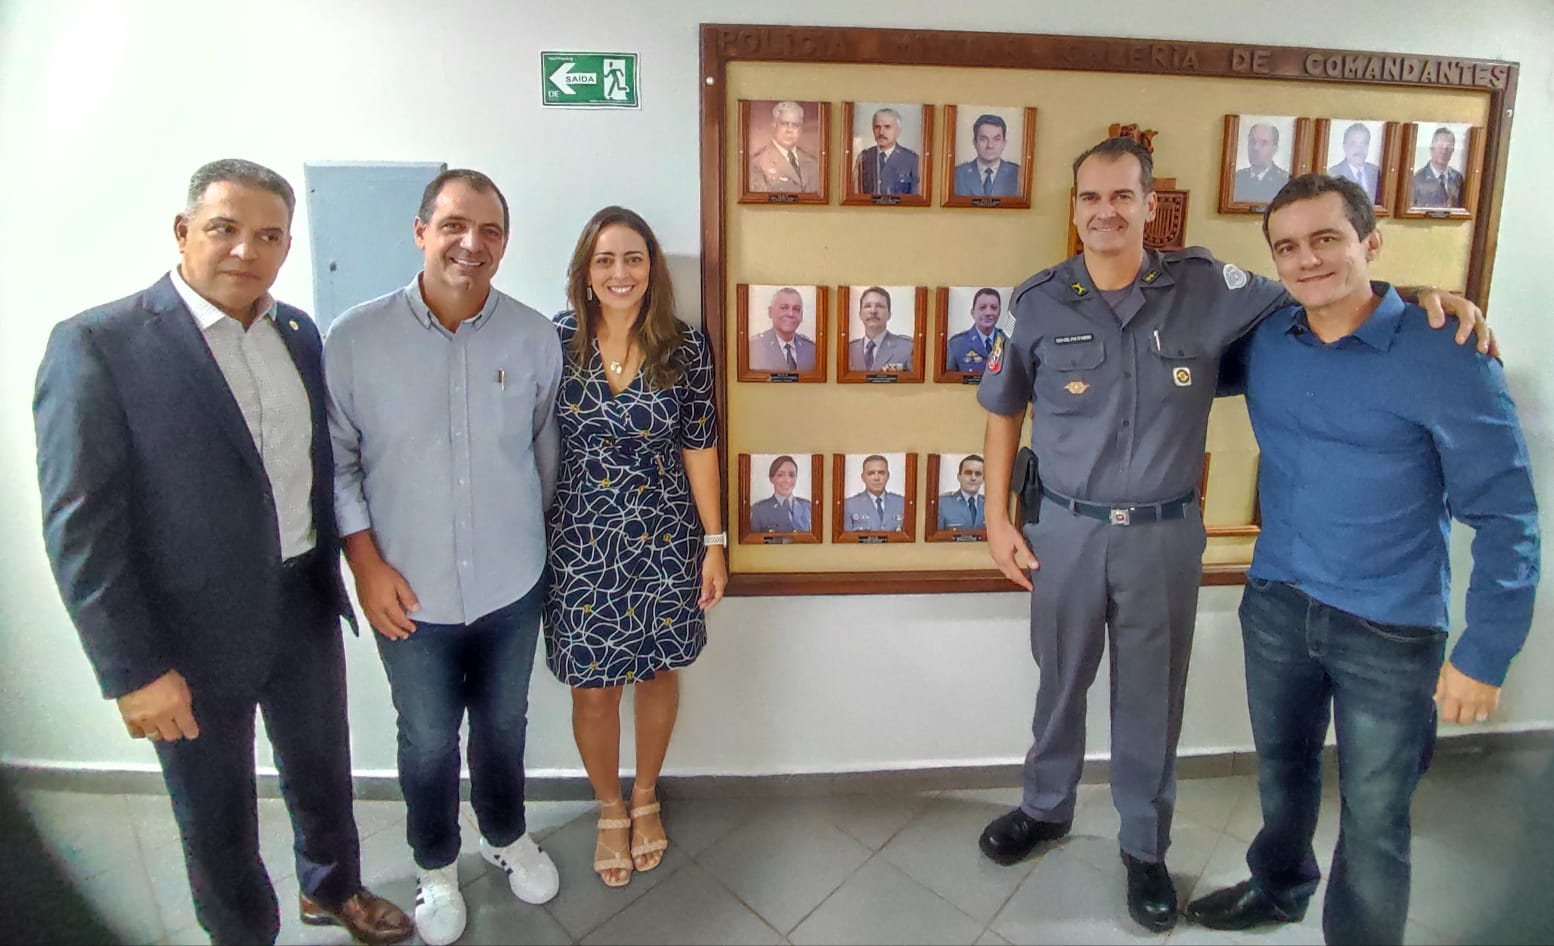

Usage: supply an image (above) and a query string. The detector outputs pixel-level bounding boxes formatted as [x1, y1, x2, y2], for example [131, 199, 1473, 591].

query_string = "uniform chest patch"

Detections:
[1054, 333, 1094, 345]
[1223, 263, 1249, 290]
[1064, 380, 1090, 395]
[986, 335, 1005, 374]
[1173, 367, 1192, 387]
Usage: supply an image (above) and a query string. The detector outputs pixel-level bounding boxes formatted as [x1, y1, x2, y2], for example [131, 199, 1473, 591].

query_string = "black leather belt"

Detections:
[1042, 487, 1197, 526]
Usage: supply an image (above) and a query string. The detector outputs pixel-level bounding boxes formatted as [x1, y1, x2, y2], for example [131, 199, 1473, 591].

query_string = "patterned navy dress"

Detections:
[544, 313, 718, 688]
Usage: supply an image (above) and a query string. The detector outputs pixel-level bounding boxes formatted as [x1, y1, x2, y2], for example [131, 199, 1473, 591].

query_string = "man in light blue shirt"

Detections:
[1186, 174, 1539, 945]
[324, 169, 563, 945]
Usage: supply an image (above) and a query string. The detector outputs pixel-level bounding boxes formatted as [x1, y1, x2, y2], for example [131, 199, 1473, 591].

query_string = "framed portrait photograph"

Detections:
[739, 99, 830, 205]
[934, 285, 1014, 384]
[1219, 113, 1311, 213]
[941, 105, 1035, 208]
[924, 453, 988, 543]
[1398, 121, 1483, 220]
[836, 285, 927, 383]
[842, 101, 933, 206]
[738, 453, 824, 545]
[1313, 118, 1399, 216]
[833, 452, 917, 543]
[736, 284, 827, 383]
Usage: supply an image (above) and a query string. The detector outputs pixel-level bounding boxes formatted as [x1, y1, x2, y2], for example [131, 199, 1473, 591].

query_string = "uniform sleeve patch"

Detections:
[1223, 263, 1249, 290]
[986, 334, 1005, 374]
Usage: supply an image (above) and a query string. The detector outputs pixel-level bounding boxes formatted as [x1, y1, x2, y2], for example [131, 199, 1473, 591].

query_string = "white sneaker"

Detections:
[414, 863, 467, 946]
[480, 834, 561, 904]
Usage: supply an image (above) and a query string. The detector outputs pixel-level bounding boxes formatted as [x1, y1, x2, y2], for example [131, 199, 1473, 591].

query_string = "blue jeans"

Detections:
[375, 582, 542, 870]
[1239, 579, 1443, 946]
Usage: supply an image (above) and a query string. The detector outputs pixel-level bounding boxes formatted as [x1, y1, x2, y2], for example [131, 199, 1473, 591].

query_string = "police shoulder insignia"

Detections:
[1143, 271, 1159, 283]
[986, 335, 1005, 374]
[1222, 263, 1249, 290]
[1070, 282, 1088, 297]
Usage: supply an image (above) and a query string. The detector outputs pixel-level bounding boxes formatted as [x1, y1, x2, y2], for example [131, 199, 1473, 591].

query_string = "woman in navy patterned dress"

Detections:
[545, 206, 726, 889]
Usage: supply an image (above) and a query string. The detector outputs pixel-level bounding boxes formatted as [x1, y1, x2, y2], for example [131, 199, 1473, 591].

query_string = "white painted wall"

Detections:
[1, 0, 1549, 779]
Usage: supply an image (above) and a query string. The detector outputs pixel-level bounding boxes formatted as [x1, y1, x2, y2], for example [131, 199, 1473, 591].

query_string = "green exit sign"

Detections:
[540, 51, 640, 108]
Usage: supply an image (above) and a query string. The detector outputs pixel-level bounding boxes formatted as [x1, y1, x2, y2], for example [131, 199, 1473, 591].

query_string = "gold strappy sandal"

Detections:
[629, 785, 669, 872]
[594, 799, 634, 888]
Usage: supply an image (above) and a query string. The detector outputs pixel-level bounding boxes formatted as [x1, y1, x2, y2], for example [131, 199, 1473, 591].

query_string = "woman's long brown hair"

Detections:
[564, 206, 686, 390]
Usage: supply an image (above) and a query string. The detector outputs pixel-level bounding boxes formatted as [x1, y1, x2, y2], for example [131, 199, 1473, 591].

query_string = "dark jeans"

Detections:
[375, 582, 542, 870]
[1239, 578, 1444, 946]
[156, 559, 361, 945]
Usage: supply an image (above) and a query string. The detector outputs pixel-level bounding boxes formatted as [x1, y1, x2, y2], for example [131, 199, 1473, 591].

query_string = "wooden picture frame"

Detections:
[1312, 118, 1400, 216]
[832, 453, 918, 544]
[739, 453, 825, 545]
[700, 25, 1518, 597]
[940, 105, 1036, 209]
[738, 98, 830, 205]
[933, 286, 1014, 384]
[1397, 122, 1484, 220]
[1219, 113, 1313, 214]
[736, 284, 828, 383]
[924, 453, 988, 543]
[842, 101, 933, 206]
[836, 285, 927, 383]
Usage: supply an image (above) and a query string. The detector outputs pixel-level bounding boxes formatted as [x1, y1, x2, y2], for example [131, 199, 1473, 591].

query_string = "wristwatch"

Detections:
[703, 531, 728, 547]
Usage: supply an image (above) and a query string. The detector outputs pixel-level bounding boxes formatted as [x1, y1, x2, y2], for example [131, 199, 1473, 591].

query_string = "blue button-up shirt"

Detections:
[324, 278, 562, 625]
[1229, 284, 1539, 684]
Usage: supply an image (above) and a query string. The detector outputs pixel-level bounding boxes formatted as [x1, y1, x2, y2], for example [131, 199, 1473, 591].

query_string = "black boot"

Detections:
[1121, 851, 1178, 933]
[976, 809, 1071, 865]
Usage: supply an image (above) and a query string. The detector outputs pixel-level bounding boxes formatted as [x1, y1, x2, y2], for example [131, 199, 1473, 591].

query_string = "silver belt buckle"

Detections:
[1109, 507, 1132, 526]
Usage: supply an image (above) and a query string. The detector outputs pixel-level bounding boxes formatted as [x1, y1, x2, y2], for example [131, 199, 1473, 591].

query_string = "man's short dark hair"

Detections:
[1071, 137, 1154, 193]
[958, 454, 984, 474]
[972, 287, 1002, 308]
[1262, 173, 1377, 244]
[418, 168, 510, 235]
[972, 114, 1007, 138]
[861, 286, 892, 311]
[185, 159, 296, 221]
[863, 454, 889, 468]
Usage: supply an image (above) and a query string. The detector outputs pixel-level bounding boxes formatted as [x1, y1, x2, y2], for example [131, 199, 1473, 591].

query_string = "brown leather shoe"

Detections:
[299, 887, 414, 945]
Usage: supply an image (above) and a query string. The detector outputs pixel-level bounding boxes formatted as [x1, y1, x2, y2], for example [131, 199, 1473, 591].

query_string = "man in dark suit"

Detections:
[1411, 126, 1466, 208]
[34, 160, 413, 946]
[1233, 122, 1291, 205]
[1326, 122, 1382, 204]
[954, 114, 1021, 197]
[857, 107, 921, 195]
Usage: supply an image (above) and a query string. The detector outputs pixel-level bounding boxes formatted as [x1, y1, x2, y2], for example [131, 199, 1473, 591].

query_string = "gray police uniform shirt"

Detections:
[750, 328, 816, 372]
[977, 247, 1286, 506]
[750, 495, 812, 532]
[843, 490, 906, 531]
[848, 330, 914, 372]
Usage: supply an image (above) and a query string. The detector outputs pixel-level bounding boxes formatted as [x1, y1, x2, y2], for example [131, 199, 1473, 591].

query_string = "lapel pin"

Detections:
[288, 319, 299, 331]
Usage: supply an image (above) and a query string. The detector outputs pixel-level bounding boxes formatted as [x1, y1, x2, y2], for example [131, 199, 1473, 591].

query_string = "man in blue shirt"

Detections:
[325, 170, 564, 945]
[1185, 174, 1539, 945]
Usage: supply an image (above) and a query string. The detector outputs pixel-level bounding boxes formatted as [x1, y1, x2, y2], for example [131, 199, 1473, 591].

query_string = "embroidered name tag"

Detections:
[1054, 333, 1094, 345]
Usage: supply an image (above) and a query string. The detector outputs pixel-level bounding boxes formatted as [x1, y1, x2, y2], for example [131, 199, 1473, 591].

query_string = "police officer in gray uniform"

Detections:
[973, 137, 1482, 934]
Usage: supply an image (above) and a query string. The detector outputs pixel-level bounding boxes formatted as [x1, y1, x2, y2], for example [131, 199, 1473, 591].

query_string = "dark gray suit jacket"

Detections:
[34, 275, 354, 700]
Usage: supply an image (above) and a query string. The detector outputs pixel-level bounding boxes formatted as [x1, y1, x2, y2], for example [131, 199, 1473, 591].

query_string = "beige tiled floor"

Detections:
[11, 744, 1552, 945]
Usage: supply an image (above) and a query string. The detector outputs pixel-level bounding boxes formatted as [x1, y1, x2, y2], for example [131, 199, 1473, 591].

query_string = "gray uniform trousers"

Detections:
[1020, 495, 1207, 861]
